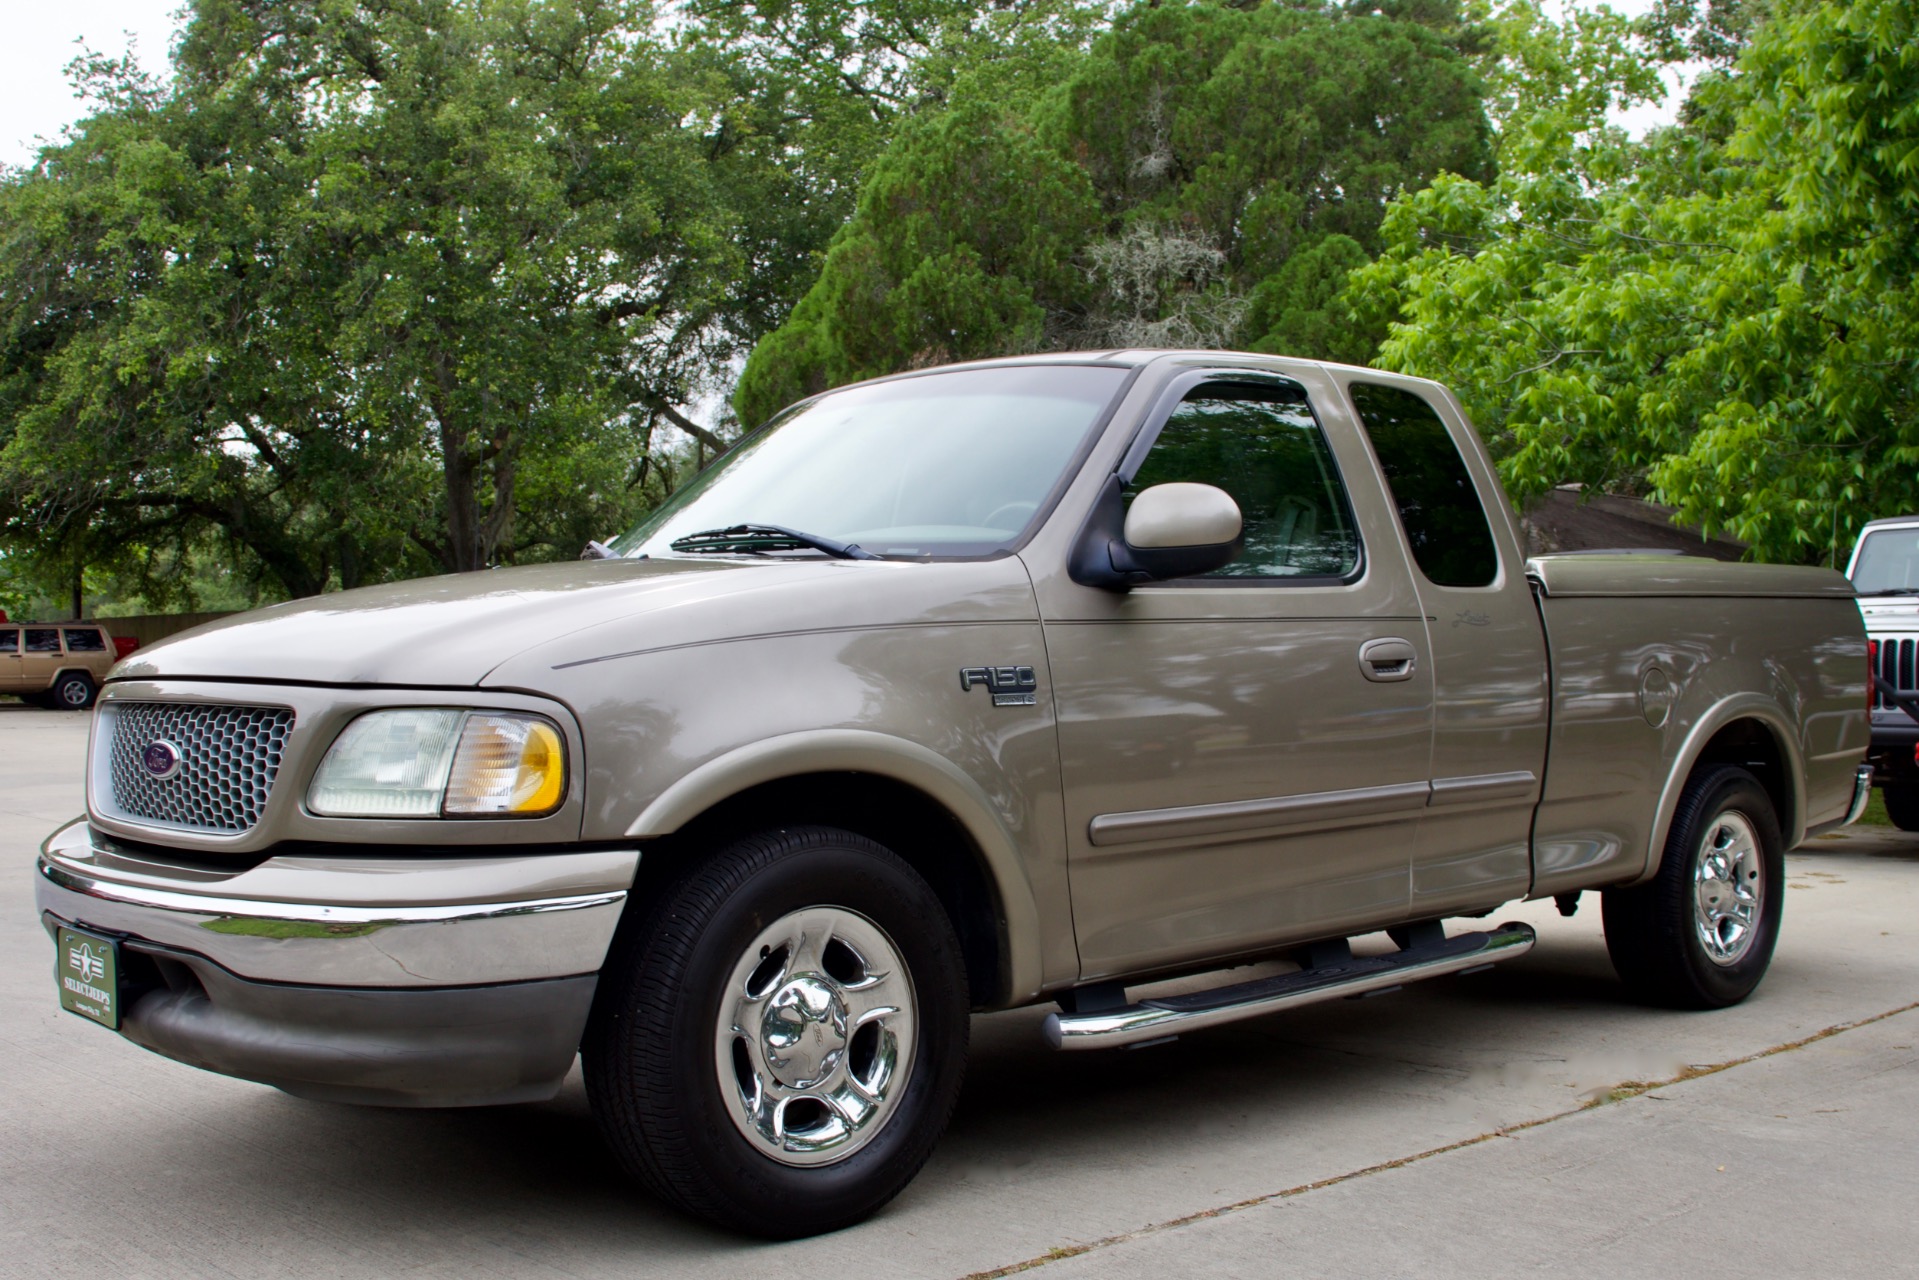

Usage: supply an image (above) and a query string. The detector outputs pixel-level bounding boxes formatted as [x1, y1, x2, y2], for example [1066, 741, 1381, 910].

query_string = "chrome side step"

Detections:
[1043, 922, 1536, 1050]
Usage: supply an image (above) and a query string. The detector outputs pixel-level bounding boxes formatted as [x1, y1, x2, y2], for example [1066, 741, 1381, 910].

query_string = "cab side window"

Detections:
[24, 629, 62, 653]
[1129, 382, 1361, 580]
[0, 629, 16, 653]
[1348, 382, 1498, 589]
[63, 628, 106, 652]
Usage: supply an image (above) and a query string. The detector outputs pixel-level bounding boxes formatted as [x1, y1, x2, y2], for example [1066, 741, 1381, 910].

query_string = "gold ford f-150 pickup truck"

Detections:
[37, 351, 1871, 1238]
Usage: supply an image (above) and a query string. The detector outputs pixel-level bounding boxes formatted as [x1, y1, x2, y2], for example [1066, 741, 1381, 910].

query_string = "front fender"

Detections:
[625, 728, 1047, 1003]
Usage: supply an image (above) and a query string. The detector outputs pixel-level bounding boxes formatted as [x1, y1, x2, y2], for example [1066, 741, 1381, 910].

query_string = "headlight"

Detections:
[444, 713, 566, 815]
[308, 710, 567, 818]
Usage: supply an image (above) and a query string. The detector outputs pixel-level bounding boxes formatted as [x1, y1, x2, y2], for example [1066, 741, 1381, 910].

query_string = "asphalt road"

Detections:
[4, 702, 1916, 1277]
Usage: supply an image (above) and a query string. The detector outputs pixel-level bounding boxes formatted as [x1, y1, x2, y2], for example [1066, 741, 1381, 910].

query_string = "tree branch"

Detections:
[644, 396, 728, 453]
[1503, 348, 1603, 381]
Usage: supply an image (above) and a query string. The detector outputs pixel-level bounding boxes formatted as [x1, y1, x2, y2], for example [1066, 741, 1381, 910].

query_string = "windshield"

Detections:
[612, 365, 1129, 560]
[1852, 527, 1919, 593]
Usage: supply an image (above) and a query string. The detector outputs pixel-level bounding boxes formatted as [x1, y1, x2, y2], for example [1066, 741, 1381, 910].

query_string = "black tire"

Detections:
[1602, 764, 1785, 1009]
[49, 672, 96, 710]
[1881, 783, 1919, 832]
[584, 825, 969, 1239]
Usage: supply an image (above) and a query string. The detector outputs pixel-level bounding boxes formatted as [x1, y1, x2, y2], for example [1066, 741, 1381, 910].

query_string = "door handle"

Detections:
[1358, 638, 1417, 682]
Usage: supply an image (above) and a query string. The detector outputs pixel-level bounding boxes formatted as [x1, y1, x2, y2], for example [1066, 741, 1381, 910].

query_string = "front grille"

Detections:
[1874, 639, 1917, 710]
[104, 702, 295, 833]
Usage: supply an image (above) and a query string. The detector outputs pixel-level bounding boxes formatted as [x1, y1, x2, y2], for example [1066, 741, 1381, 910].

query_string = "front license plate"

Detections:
[56, 925, 122, 1030]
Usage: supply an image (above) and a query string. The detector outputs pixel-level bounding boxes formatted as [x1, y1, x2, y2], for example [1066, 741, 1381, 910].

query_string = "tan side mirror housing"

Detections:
[1123, 482, 1243, 551]
[1069, 477, 1244, 589]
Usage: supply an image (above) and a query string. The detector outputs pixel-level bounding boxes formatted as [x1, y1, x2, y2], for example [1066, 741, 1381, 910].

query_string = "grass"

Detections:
[1858, 789, 1892, 828]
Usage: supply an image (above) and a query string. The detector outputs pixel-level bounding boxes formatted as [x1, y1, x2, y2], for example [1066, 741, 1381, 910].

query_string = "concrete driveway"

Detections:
[4, 702, 1916, 1277]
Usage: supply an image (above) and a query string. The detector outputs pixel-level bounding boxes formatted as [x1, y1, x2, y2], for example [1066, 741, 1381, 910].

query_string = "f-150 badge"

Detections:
[960, 666, 1038, 707]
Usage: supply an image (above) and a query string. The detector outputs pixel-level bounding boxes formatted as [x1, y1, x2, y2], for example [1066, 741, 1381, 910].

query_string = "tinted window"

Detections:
[1130, 382, 1360, 579]
[24, 629, 62, 653]
[0, 629, 16, 653]
[1349, 383, 1498, 588]
[63, 628, 106, 652]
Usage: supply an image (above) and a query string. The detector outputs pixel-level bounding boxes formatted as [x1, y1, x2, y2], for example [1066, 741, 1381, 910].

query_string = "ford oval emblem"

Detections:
[142, 740, 183, 781]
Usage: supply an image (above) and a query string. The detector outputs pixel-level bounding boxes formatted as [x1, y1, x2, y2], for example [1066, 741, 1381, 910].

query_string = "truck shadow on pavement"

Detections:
[118, 900, 1910, 1273]
[199, 929, 1654, 1258]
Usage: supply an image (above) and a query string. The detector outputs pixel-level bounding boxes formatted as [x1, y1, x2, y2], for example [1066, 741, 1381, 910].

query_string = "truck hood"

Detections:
[113, 556, 1039, 689]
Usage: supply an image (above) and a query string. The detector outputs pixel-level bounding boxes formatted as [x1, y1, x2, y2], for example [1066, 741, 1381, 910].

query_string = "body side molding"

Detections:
[1088, 780, 1431, 848]
[1428, 771, 1539, 806]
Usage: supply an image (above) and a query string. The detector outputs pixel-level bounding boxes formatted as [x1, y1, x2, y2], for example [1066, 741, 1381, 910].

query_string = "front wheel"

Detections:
[584, 826, 970, 1238]
[1881, 783, 1919, 831]
[1602, 764, 1785, 1009]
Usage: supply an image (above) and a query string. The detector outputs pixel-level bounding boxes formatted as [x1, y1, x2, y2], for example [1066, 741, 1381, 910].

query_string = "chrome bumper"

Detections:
[36, 819, 640, 1105]
[1844, 763, 1874, 827]
[37, 818, 636, 987]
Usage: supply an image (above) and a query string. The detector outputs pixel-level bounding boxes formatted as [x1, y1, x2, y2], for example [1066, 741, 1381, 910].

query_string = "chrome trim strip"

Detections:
[1087, 780, 1431, 848]
[1844, 764, 1873, 827]
[40, 817, 641, 908]
[1428, 770, 1539, 806]
[1044, 923, 1536, 1050]
[40, 859, 623, 927]
[35, 854, 632, 988]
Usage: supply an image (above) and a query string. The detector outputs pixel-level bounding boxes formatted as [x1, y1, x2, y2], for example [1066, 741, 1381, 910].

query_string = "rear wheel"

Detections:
[1602, 764, 1784, 1009]
[584, 826, 969, 1238]
[49, 672, 95, 710]
[1881, 783, 1919, 831]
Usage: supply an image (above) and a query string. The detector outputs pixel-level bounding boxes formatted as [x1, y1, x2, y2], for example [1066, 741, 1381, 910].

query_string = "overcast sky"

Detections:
[2, 0, 1681, 170]
[2, 2, 182, 169]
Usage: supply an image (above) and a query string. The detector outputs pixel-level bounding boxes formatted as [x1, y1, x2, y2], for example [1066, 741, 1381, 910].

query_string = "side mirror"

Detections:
[1069, 477, 1243, 589]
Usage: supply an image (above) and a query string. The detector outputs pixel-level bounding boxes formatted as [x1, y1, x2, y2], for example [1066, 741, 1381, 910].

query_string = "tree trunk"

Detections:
[441, 427, 481, 573]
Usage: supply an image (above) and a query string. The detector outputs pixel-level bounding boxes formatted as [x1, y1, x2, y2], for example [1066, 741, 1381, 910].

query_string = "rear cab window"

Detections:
[1347, 382, 1498, 588]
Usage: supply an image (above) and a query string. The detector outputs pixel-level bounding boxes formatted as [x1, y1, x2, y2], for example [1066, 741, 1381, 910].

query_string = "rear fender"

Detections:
[1635, 694, 1804, 885]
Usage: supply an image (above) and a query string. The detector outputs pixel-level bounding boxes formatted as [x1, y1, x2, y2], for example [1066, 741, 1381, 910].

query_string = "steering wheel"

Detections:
[981, 500, 1039, 529]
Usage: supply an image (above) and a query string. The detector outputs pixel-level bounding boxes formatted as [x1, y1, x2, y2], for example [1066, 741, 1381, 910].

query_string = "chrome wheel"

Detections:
[1693, 811, 1763, 966]
[714, 905, 917, 1168]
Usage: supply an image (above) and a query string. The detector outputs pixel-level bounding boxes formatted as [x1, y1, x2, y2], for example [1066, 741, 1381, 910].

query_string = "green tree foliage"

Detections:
[1351, 0, 1919, 564]
[0, 0, 746, 599]
[735, 0, 1496, 427]
[739, 96, 1104, 420]
[676, 0, 1113, 361]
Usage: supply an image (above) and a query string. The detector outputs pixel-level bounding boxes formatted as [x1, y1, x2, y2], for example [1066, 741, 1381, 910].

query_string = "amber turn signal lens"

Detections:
[444, 714, 565, 816]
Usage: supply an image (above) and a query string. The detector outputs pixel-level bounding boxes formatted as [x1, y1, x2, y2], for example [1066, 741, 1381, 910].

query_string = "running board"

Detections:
[1043, 922, 1537, 1050]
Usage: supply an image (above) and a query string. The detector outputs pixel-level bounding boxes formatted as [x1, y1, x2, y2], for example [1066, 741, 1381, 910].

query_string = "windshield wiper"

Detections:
[668, 524, 880, 561]
[1858, 588, 1919, 597]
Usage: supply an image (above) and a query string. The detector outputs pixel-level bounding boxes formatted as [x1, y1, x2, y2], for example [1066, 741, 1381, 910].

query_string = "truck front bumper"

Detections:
[36, 819, 639, 1107]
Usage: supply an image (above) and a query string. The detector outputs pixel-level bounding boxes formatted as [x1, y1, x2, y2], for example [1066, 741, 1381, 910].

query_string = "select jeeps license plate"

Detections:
[56, 925, 122, 1030]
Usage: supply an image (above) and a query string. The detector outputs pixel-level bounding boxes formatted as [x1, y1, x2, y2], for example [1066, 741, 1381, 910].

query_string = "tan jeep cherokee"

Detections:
[0, 621, 115, 709]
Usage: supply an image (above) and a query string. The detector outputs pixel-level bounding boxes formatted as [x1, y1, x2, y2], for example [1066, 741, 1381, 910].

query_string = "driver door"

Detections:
[1035, 370, 1435, 980]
